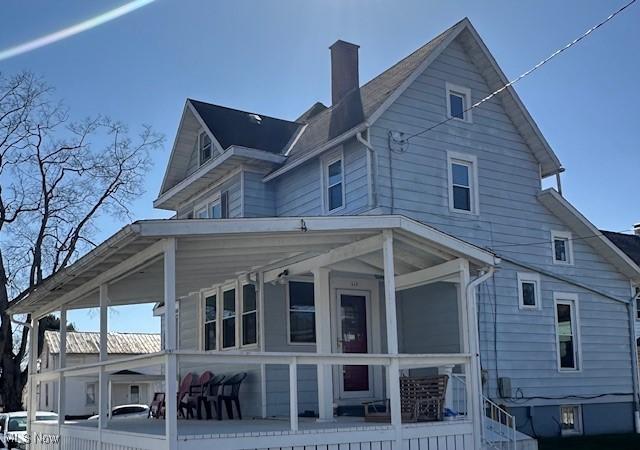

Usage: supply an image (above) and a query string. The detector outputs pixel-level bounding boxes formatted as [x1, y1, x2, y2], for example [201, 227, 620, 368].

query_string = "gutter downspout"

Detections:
[356, 129, 377, 209]
[630, 290, 640, 433]
[466, 266, 496, 449]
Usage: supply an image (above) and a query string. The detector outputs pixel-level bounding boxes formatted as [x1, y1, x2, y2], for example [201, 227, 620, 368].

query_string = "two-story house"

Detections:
[10, 18, 640, 450]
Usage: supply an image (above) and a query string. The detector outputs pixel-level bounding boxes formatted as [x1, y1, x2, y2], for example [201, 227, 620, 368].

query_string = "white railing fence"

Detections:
[482, 396, 516, 450]
[449, 373, 468, 418]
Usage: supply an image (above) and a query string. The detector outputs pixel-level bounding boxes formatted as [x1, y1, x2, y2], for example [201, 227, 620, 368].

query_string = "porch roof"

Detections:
[8, 215, 499, 317]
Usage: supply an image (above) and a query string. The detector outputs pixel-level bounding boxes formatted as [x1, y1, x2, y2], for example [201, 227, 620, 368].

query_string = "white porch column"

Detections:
[289, 357, 299, 432]
[57, 308, 67, 427]
[438, 365, 455, 412]
[313, 267, 334, 421]
[164, 238, 178, 450]
[27, 316, 39, 447]
[258, 272, 268, 418]
[382, 230, 402, 448]
[98, 284, 109, 433]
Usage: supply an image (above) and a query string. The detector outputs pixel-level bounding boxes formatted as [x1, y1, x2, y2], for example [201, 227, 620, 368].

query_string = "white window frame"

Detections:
[193, 192, 221, 219]
[286, 277, 316, 346]
[551, 230, 574, 265]
[633, 284, 639, 321]
[221, 284, 238, 350]
[517, 272, 541, 310]
[240, 282, 258, 349]
[198, 129, 213, 166]
[201, 289, 218, 351]
[447, 151, 479, 215]
[129, 385, 140, 404]
[85, 382, 96, 406]
[445, 82, 472, 123]
[321, 149, 346, 214]
[554, 293, 581, 372]
[560, 404, 583, 436]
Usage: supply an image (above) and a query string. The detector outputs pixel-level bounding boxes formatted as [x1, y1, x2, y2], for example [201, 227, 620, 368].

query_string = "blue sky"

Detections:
[2, 0, 638, 332]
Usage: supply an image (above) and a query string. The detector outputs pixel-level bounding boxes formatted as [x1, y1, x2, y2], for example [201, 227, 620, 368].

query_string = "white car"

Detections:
[87, 404, 149, 421]
[0, 411, 58, 449]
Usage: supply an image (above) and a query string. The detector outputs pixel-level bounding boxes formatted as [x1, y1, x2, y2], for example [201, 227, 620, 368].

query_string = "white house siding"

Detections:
[274, 138, 370, 216]
[367, 36, 636, 434]
[175, 171, 242, 219]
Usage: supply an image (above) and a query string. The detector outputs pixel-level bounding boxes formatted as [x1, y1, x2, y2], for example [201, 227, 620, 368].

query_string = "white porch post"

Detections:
[164, 238, 178, 450]
[57, 308, 67, 428]
[26, 316, 39, 447]
[313, 267, 334, 421]
[98, 284, 109, 435]
[461, 261, 483, 450]
[258, 272, 268, 418]
[438, 365, 455, 412]
[289, 357, 299, 432]
[382, 230, 402, 447]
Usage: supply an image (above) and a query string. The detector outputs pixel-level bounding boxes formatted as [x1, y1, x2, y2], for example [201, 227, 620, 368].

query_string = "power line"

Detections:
[490, 228, 635, 249]
[404, 0, 637, 142]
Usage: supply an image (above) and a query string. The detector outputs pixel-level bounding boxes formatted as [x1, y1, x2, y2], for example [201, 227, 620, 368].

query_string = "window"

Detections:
[222, 288, 236, 348]
[447, 152, 478, 214]
[323, 152, 345, 212]
[130, 385, 140, 404]
[242, 284, 257, 346]
[288, 281, 316, 343]
[193, 191, 229, 219]
[45, 383, 49, 407]
[555, 294, 580, 371]
[634, 286, 639, 320]
[560, 405, 583, 436]
[86, 382, 96, 405]
[203, 293, 217, 351]
[445, 82, 472, 123]
[199, 131, 212, 165]
[551, 230, 573, 265]
[517, 272, 541, 309]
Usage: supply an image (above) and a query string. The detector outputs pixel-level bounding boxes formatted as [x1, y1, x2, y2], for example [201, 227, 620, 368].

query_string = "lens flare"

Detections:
[0, 0, 157, 62]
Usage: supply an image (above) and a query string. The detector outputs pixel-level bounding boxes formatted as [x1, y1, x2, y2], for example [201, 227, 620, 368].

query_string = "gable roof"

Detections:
[265, 18, 562, 181]
[602, 230, 640, 267]
[189, 99, 301, 154]
[538, 189, 640, 283]
[44, 330, 161, 355]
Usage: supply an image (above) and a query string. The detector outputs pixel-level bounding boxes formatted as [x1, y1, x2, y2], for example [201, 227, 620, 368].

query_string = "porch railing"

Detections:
[482, 396, 516, 450]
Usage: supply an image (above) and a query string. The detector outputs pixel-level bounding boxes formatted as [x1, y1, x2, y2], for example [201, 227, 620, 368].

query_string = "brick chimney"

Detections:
[330, 40, 360, 106]
[634, 223, 640, 236]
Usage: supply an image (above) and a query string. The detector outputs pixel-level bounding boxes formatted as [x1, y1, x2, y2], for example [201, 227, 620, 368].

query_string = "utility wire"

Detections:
[404, 0, 638, 142]
[490, 228, 635, 249]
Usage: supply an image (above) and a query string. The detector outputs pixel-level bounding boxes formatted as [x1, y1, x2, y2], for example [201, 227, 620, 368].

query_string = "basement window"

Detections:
[446, 82, 472, 123]
[560, 405, 583, 436]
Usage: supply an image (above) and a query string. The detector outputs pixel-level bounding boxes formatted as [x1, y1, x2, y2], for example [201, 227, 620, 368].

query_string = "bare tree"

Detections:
[0, 71, 163, 411]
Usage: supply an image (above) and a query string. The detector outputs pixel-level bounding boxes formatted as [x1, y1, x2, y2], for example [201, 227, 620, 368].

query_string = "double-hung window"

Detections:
[222, 288, 236, 349]
[203, 292, 217, 350]
[323, 152, 345, 213]
[130, 385, 140, 404]
[86, 383, 96, 405]
[199, 131, 212, 165]
[193, 191, 229, 219]
[555, 294, 580, 371]
[288, 281, 316, 344]
[445, 82, 472, 123]
[448, 151, 478, 214]
[551, 230, 573, 265]
[242, 284, 257, 346]
[517, 272, 541, 309]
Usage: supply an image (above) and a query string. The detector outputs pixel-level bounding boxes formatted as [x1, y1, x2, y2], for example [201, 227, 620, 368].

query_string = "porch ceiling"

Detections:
[8, 215, 499, 316]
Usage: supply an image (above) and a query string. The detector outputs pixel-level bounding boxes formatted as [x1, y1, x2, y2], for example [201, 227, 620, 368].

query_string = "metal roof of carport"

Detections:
[8, 215, 500, 317]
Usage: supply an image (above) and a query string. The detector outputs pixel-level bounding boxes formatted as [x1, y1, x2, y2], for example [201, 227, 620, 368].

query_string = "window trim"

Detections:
[559, 404, 583, 436]
[198, 129, 213, 166]
[554, 293, 581, 372]
[201, 289, 218, 351]
[445, 82, 472, 123]
[193, 192, 221, 219]
[551, 230, 574, 265]
[286, 277, 316, 346]
[447, 151, 479, 215]
[321, 149, 346, 214]
[517, 272, 541, 310]
[129, 385, 140, 404]
[240, 282, 258, 349]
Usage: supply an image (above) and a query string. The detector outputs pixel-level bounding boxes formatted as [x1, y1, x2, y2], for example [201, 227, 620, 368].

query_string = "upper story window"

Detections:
[634, 286, 640, 320]
[517, 272, 541, 310]
[287, 281, 316, 344]
[203, 292, 217, 351]
[445, 82, 472, 123]
[222, 288, 236, 349]
[447, 151, 478, 214]
[323, 151, 345, 213]
[193, 191, 229, 219]
[242, 284, 257, 346]
[198, 131, 212, 165]
[551, 230, 573, 265]
[554, 293, 580, 371]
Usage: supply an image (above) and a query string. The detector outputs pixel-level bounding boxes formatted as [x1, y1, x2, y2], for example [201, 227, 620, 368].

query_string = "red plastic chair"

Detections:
[181, 371, 213, 419]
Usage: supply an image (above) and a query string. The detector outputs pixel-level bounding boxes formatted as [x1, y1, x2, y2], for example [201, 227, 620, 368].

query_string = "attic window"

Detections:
[199, 131, 212, 165]
[445, 82, 472, 123]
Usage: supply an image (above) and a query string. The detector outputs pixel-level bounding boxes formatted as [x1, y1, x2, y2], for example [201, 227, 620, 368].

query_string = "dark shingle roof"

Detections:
[189, 99, 301, 154]
[602, 230, 640, 266]
[284, 20, 462, 165]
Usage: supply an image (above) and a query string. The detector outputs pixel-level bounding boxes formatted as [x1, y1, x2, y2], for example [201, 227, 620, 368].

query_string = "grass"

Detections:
[539, 434, 640, 450]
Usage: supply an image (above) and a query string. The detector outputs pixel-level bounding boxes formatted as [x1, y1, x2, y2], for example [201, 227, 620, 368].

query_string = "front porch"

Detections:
[15, 216, 499, 450]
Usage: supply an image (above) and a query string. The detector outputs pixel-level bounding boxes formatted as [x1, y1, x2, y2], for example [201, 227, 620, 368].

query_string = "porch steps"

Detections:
[483, 417, 538, 450]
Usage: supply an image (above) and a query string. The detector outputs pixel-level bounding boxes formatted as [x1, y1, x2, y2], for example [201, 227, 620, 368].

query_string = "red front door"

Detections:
[339, 293, 370, 392]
